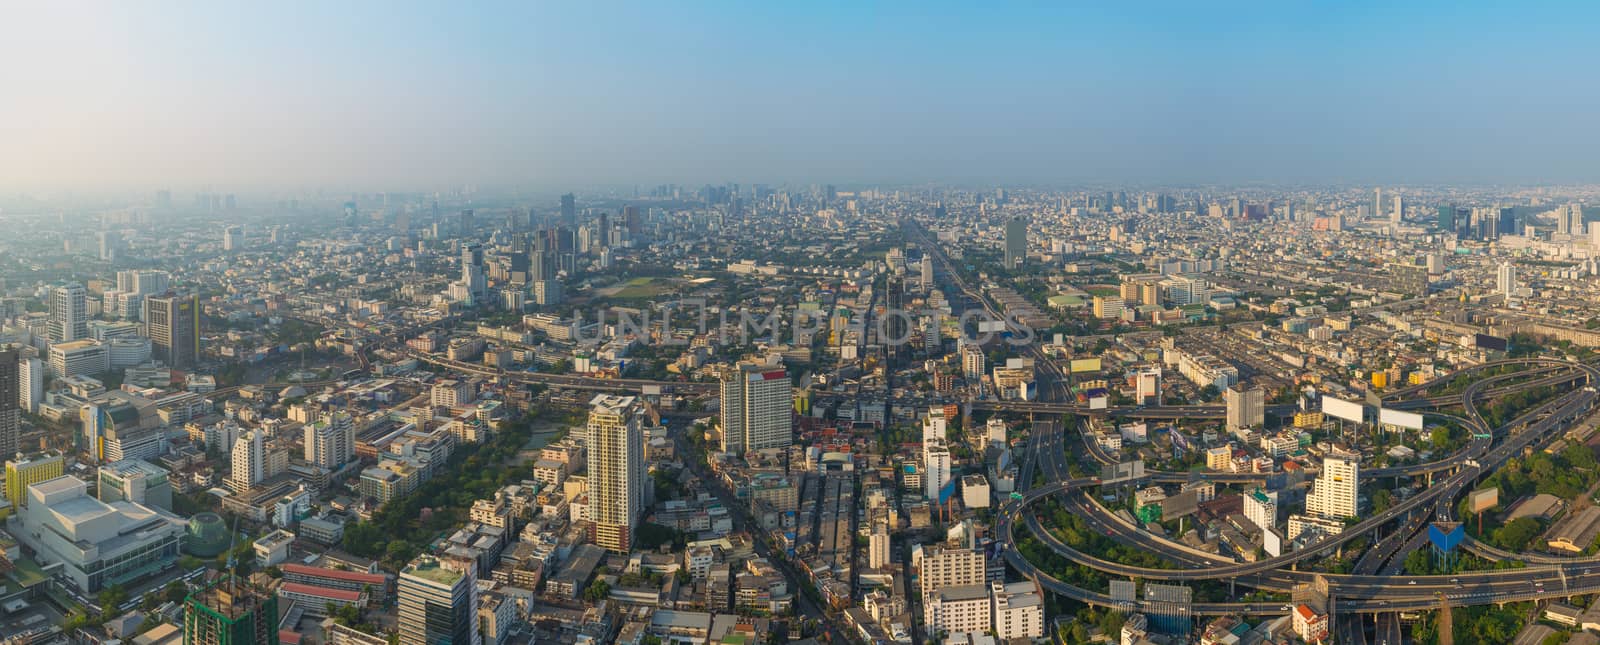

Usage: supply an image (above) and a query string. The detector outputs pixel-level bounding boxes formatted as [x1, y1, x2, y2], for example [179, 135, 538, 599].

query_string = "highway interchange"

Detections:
[292, 230, 1600, 642]
[991, 356, 1600, 645]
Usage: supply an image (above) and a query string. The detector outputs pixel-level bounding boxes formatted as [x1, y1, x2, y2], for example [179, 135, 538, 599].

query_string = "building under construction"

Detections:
[183, 575, 280, 645]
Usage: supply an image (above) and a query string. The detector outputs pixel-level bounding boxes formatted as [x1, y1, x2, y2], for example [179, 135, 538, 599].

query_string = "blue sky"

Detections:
[2, 1, 1596, 190]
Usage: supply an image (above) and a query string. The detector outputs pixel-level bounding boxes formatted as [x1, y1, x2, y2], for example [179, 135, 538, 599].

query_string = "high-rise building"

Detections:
[586, 394, 644, 553]
[1436, 204, 1456, 232]
[1224, 383, 1264, 431]
[222, 225, 243, 252]
[229, 430, 265, 492]
[1003, 216, 1027, 270]
[1373, 187, 1383, 220]
[1497, 262, 1517, 299]
[1306, 453, 1359, 520]
[923, 438, 952, 503]
[304, 411, 355, 470]
[961, 344, 986, 380]
[146, 292, 201, 369]
[1391, 194, 1403, 225]
[559, 193, 576, 224]
[49, 283, 88, 343]
[4, 451, 63, 509]
[719, 364, 792, 454]
[1244, 487, 1278, 530]
[919, 546, 985, 600]
[17, 356, 43, 414]
[184, 576, 280, 645]
[0, 348, 15, 460]
[398, 554, 478, 645]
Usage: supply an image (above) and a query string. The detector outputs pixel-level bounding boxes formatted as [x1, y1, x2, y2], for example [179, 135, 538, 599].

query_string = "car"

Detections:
[1281, 605, 1291, 611]
[1408, 580, 1417, 585]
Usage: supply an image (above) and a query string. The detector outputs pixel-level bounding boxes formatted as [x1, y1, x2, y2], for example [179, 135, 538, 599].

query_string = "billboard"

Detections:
[1089, 396, 1108, 410]
[1468, 488, 1500, 514]
[1428, 522, 1465, 553]
[1101, 461, 1146, 482]
[1070, 358, 1103, 373]
[1378, 408, 1425, 430]
[1322, 396, 1365, 424]
[1474, 334, 1509, 352]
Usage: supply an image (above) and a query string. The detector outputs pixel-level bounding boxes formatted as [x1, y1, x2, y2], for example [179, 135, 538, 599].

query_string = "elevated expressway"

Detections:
[999, 358, 1600, 617]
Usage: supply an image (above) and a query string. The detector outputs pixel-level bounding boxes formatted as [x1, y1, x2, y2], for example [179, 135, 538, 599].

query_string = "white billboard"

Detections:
[1378, 408, 1424, 430]
[1322, 396, 1365, 424]
[1089, 396, 1109, 410]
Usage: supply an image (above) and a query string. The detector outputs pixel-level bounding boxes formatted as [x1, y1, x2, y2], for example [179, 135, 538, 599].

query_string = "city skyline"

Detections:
[5, 2, 1600, 191]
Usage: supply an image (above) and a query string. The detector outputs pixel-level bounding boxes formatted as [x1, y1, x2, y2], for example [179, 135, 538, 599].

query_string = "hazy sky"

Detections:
[3, 1, 1598, 191]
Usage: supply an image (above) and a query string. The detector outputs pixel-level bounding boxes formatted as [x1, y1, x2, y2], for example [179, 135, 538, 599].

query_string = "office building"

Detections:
[49, 282, 88, 342]
[230, 430, 266, 492]
[1224, 383, 1264, 431]
[184, 576, 280, 645]
[4, 452, 64, 509]
[98, 459, 174, 510]
[48, 339, 109, 378]
[559, 193, 576, 223]
[0, 348, 15, 460]
[17, 475, 184, 593]
[586, 394, 644, 553]
[398, 554, 478, 645]
[305, 411, 356, 470]
[1003, 216, 1026, 270]
[1306, 454, 1359, 520]
[1436, 204, 1456, 231]
[146, 292, 201, 369]
[719, 363, 792, 453]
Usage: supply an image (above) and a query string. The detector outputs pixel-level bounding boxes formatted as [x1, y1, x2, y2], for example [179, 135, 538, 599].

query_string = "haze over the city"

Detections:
[4, 1, 1600, 192]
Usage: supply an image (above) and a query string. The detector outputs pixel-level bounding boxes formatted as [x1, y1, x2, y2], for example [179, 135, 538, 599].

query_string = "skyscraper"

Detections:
[560, 193, 576, 224]
[1373, 187, 1383, 219]
[398, 554, 478, 645]
[1436, 204, 1456, 232]
[146, 292, 200, 369]
[1306, 453, 1359, 520]
[586, 394, 643, 553]
[304, 411, 355, 470]
[184, 576, 280, 645]
[1390, 194, 1403, 225]
[719, 364, 792, 454]
[1497, 262, 1517, 299]
[48, 283, 88, 343]
[1003, 216, 1026, 270]
[0, 347, 15, 460]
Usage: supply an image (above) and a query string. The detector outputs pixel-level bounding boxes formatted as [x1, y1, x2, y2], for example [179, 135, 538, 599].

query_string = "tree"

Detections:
[164, 580, 189, 603]
[583, 580, 611, 602]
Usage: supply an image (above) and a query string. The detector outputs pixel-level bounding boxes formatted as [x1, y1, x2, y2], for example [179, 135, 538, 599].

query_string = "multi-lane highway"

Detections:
[996, 357, 1600, 624]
